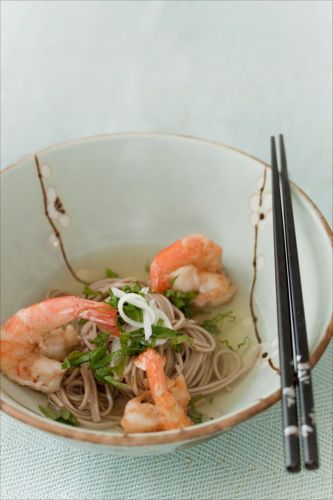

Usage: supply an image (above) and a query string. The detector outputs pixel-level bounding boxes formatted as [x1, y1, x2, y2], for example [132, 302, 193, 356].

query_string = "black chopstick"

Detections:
[279, 135, 319, 469]
[271, 135, 319, 472]
[271, 137, 300, 472]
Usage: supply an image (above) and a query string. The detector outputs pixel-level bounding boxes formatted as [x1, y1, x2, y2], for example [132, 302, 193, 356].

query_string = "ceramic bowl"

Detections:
[1, 133, 332, 456]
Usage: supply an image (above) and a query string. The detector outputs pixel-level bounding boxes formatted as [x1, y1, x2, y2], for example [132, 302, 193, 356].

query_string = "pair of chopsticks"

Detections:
[271, 135, 319, 472]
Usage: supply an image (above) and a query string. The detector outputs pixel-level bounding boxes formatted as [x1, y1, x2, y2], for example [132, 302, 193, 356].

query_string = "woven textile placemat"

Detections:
[1, 341, 332, 500]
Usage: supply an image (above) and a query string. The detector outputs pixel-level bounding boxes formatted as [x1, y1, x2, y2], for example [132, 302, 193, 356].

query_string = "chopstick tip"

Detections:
[286, 463, 301, 473]
[305, 459, 319, 471]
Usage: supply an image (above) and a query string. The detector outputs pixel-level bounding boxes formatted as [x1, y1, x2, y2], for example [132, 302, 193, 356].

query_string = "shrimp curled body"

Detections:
[0, 296, 117, 393]
[150, 234, 236, 307]
[121, 348, 192, 433]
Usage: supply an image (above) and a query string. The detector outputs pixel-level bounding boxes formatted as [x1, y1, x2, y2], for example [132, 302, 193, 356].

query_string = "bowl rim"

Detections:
[1, 131, 332, 447]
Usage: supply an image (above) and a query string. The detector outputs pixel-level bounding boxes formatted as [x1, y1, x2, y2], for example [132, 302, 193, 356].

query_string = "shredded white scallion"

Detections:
[111, 287, 127, 299]
[143, 310, 152, 341]
[151, 303, 173, 329]
[112, 286, 174, 342]
[116, 292, 155, 339]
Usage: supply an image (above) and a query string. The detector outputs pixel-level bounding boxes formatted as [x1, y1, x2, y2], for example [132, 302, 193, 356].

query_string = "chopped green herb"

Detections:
[122, 282, 143, 295]
[118, 325, 192, 358]
[107, 290, 119, 309]
[219, 336, 250, 352]
[89, 344, 107, 366]
[62, 332, 109, 370]
[188, 398, 203, 424]
[145, 261, 151, 273]
[91, 352, 119, 369]
[150, 324, 181, 337]
[90, 332, 109, 347]
[164, 289, 198, 315]
[170, 334, 192, 347]
[110, 352, 127, 376]
[152, 325, 192, 346]
[183, 305, 197, 318]
[62, 332, 129, 387]
[61, 350, 90, 369]
[39, 404, 79, 426]
[63, 315, 192, 391]
[123, 302, 143, 323]
[107, 283, 146, 310]
[202, 310, 235, 334]
[83, 286, 103, 298]
[105, 268, 119, 279]
[94, 368, 129, 389]
[107, 284, 146, 324]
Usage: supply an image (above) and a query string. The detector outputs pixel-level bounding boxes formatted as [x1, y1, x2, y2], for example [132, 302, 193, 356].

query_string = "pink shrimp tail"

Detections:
[135, 349, 168, 396]
[135, 348, 166, 372]
[77, 299, 119, 336]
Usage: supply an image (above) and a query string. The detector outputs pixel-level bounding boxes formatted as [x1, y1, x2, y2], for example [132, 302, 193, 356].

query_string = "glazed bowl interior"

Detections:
[1, 133, 332, 454]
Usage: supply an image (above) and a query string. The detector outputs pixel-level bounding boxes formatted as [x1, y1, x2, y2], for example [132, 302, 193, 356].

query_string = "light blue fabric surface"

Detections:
[1, 2, 332, 499]
[1, 341, 332, 500]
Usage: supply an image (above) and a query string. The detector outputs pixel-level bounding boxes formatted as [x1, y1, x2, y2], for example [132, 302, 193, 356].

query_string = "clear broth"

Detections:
[45, 245, 259, 357]
[44, 244, 263, 421]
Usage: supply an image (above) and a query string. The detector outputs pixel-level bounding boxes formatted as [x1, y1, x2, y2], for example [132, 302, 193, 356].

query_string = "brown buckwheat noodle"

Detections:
[46, 278, 260, 429]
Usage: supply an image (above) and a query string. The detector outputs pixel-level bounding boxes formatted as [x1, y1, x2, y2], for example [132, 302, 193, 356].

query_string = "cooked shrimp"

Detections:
[121, 351, 192, 433]
[120, 377, 191, 433]
[168, 374, 191, 409]
[135, 348, 192, 431]
[150, 234, 236, 307]
[121, 392, 160, 433]
[0, 296, 118, 393]
[170, 265, 236, 308]
[150, 234, 222, 292]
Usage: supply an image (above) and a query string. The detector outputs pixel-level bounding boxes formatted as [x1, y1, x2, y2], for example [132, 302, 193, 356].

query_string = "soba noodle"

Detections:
[46, 278, 260, 428]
